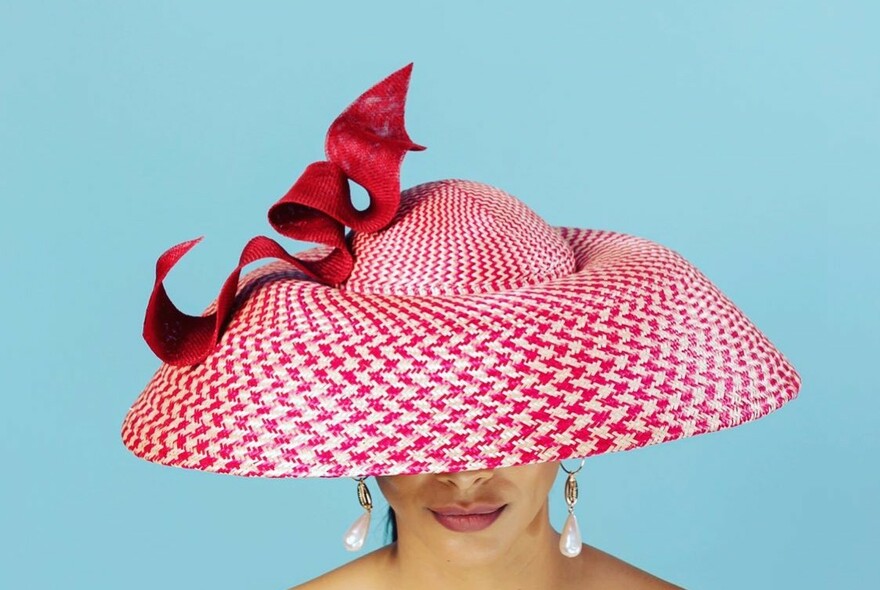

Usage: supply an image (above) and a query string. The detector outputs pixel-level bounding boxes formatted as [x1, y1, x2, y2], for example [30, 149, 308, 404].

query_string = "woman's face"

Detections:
[375, 461, 560, 564]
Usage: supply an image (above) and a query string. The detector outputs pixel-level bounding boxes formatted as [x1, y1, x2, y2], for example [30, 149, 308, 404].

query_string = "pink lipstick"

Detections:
[430, 504, 506, 532]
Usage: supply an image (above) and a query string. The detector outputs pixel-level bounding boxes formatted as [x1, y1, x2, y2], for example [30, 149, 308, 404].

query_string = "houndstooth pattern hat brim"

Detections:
[122, 177, 801, 478]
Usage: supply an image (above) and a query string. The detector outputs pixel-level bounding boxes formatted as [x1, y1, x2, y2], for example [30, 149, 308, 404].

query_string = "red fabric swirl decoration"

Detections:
[143, 64, 425, 366]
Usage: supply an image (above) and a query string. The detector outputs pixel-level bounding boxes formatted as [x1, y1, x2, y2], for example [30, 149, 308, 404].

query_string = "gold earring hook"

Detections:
[560, 458, 586, 476]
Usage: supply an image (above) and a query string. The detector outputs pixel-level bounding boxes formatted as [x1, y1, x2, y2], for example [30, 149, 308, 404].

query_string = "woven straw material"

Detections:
[122, 180, 801, 478]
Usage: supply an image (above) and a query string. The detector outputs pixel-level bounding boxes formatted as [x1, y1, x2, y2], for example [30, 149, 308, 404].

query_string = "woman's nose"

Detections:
[436, 468, 494, 489]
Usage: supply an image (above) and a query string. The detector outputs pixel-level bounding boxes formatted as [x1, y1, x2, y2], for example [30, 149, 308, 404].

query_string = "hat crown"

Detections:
[342, 179, 576, 295]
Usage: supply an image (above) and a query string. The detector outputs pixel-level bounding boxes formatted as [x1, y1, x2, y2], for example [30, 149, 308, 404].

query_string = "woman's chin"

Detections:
[426, 531, 511, 565]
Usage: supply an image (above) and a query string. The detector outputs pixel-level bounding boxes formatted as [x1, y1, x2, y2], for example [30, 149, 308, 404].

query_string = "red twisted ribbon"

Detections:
[144, 64, 425, 366]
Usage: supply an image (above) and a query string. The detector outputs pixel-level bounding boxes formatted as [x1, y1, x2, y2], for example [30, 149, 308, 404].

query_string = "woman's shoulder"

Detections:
[576, 543, 685, 589]
[287, 546, 389, 590]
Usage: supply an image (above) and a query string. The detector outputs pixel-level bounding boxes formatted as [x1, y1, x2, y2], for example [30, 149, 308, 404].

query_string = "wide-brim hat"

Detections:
[122, 65, 801, 478]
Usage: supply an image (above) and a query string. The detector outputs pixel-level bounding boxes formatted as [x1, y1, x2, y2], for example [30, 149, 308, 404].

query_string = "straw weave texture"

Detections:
[122, 180, 800, 478]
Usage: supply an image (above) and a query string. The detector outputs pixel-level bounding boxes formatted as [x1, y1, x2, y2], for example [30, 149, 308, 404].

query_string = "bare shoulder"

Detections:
[578, 544, 686, 589]
[287, 546, 389, 590]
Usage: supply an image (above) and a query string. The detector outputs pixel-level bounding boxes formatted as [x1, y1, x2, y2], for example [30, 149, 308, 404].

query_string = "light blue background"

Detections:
[1, 2, 876, 588]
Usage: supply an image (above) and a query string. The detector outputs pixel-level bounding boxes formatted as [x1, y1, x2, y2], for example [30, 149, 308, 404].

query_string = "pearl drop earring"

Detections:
[343, 477, 372, 551]
[559, 458, 586, 558]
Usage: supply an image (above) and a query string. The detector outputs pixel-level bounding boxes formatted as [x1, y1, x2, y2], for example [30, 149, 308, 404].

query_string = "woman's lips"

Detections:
[430, 505, 507, 532]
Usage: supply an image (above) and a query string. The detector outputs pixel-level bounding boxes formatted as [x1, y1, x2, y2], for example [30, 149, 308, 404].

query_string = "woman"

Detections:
[294, 463, 683, 589]
[122, 65, 800, 589]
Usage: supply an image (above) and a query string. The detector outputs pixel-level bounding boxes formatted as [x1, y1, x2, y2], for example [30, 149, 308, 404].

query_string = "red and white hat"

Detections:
[121, 65, 801, 478]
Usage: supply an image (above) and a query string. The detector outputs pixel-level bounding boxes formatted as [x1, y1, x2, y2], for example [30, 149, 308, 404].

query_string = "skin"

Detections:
[292, 462, 685, 590]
